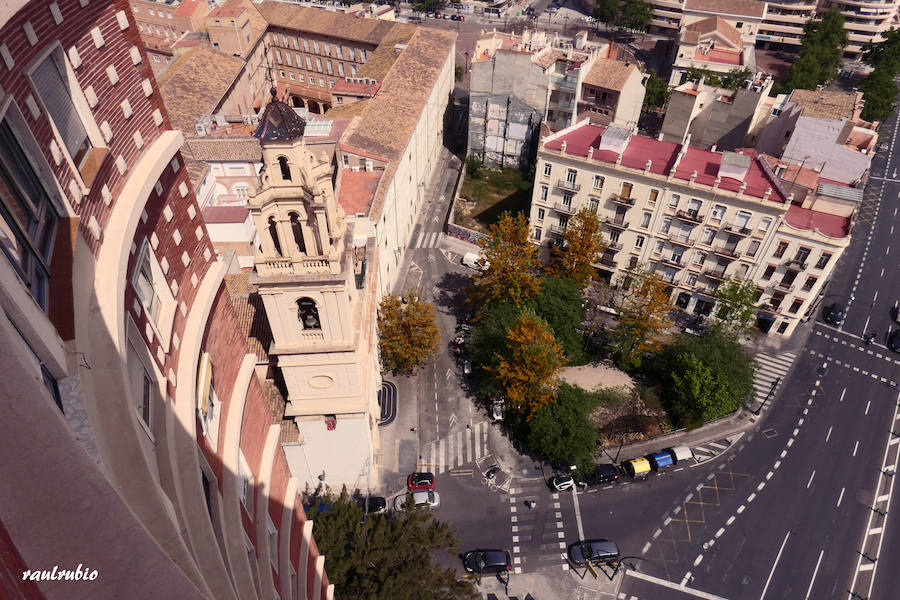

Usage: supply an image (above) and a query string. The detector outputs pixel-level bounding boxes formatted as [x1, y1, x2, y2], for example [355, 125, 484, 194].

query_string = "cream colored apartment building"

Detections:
[529, 120, 854, 337]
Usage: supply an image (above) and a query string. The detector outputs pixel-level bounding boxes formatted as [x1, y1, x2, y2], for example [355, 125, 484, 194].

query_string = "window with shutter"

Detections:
[32, 54, 92, 167]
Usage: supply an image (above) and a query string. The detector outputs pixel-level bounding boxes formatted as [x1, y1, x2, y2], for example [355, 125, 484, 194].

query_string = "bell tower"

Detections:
[248, 92, 379, 487]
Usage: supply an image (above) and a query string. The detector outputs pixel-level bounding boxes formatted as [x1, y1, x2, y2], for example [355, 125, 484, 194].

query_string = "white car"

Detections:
[394, 490, 440, 510]
[550, 474, 585, 492]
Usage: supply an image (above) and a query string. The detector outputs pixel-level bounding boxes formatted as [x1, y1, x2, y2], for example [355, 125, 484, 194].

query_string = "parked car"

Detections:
[394, 490, 440, 510]
[888, 329, 900, 353]
[582, 464, 619, 486]
[567, 539, 620, 566]
[407, 472, 435, 490]
[442, 12, 451, 19]
[462, 549, 512, 574]
[824, 302, 845, 325]
[549, 474, 585, 492]
[450, 14, 459, 20]
[463, 360, 472, 374]
[357, 495, 387, 514]
[458, 15, 465, 21]
[491, 396, 504, 421]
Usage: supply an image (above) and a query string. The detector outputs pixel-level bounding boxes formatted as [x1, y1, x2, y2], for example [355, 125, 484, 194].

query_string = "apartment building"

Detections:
[649, 0, 899, 57]
[468, 28, 645, 167]
[529, 121, 854, 336]
[0, 0, 335, 599]
[127, 0, 209, 74]
[661, 74, 775, 149]
[670, 15, 757, 86]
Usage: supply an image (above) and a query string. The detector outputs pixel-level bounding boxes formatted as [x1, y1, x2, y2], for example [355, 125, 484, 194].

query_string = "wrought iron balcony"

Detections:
[605, 241, 623, 251]
[711, 244, 741, 259]
[704, 267, 728, 280]
[723, 223, 753, 236]
[599, 255, 617, 267]
[775, 280, 795, 292]
[610, 194, 636, 207]
[554, 202, 577, 215]
[675, 209, 705, 224]
[783, 257, 809, 270]
[660, 256, 685, 268]
[550, 224, 569, 235]
[556, 178, 581, 192]
[602, 216, 629, 229]
[667, 232, 695, 246]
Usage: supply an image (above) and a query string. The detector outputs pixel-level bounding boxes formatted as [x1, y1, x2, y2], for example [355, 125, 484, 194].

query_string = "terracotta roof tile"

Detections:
[582, 57, 639, 91]
[684, 16, 742, 49]
[337, 169, 382, 215]
[532, 48, 567, 69]
[174, 0, 205, 17]
[355, 23, 417, 80]
[203, 205, 250, 223]
[789, 89, 857, 121]
[225, 272, 273, 362]
[256, 1, 404, 44]
[158, 46, 246, 134]
[683, 0, 765, 18]
[187, 137, 262, 162]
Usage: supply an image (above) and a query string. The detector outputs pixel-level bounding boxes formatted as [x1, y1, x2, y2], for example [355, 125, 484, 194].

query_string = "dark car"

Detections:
[582, 464, 619, 487]
[567, 539, 620, 566]
[824, 303, 845, 325]
[407, 472, 435, 490]
[462, 549, 512, 574]
[888, 329, 900, 353]
[357, 495, 387, 514]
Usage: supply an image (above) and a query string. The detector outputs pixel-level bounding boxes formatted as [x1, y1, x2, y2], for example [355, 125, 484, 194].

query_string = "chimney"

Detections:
[739, 181, 747, 195]
[615, 154, 622, 166]
[645, 160, 652, 174]
[713, 175, 721, 190]
[658, 132, 664, 141]
[787, 193, 795, 204]
[588, 147, 594, 159]
[763, 188, 772, 201]
[690, 170, 697, 185]
[561, 141, 567, 153]
[710, 144, 717, 152]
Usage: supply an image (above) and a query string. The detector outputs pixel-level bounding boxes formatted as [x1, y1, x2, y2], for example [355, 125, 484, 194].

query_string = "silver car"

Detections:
[393, 490, 440, 510]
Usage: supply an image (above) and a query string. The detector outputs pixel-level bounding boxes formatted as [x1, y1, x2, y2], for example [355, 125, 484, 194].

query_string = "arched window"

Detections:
[289, 212, 306, 253]
[291, 96, 302, 108]
[297, 298, 320, 330]
[267, 216, 282, 256]
[278, 156, 292, 181]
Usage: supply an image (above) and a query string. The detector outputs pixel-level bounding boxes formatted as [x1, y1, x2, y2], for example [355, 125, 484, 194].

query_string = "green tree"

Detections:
[643, 69, 670, 111]
[466, 301, 522, 392]
[593, 0, 619, 25]
[722, 67, 753, 91]
[778, 8, 847, 92]
[610, 269, 672, 367]
[378, 289, 440, 376]
[862, 27, 900, 72]
[490, 309, 565, 420]
[668, 352, 738, 426]
[308, 487, 478, 600]
[465, 155, 482, 179]
[621, 0, 652, 32]
[860, 66, 899, 122]
[711, 277, 759, 335]
[525, 383, 602, 471]
[472, 211, 542, 308]
[549, 208, 605, 288]
[529, 276, 586, 362]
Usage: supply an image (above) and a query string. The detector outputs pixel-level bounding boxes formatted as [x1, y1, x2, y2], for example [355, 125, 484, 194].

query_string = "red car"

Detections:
[407, 472, 435, 490]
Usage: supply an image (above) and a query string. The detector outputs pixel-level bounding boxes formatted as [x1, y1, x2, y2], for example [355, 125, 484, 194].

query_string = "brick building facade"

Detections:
[0, 1, 332, 598]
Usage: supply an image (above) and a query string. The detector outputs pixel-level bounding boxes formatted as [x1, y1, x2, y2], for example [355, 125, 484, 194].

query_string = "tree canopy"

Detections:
[592, 0, 618, 25]
[489, 309, 565, 420]
[529, 276, 587, 362]
[711, 277, 759, 335]
[643, 69, 670, 111]
[307, 487, 478, 600]
[778, 8, 847, 92]
[525, 383, 603, 471]
[667, 352, 737, 426]
[859, 29, 900, 122]
[472, 211, 541, 308]
[548, 208, 605, 289]
[621, 0, 652, 32]
[378, 289, 440, 376]
[609, 269, 672, 367]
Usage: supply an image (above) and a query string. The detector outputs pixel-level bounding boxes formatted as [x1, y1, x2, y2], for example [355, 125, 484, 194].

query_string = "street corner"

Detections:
[690, 432, 745, 465]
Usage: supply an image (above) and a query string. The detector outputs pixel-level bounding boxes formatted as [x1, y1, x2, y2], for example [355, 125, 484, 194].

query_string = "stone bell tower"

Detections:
[249, 92, 379, 487]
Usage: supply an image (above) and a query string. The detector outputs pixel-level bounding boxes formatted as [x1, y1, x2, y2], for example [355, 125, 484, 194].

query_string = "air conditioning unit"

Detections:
[364, 160, 373, 172]
[351, 166, 360, 172]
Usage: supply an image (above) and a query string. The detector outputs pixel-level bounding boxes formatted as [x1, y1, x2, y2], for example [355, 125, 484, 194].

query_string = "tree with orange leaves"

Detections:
[472, 212, 541, 308]
[489, 309, 565, 421]
[378, 289, 440, 376]
[548, 208, 605, 289]
[610, 268, 672, 367]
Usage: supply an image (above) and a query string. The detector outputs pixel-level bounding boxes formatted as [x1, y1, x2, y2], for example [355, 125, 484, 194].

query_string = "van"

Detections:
[647, 451, 674, 471]
[462, 252, 487, 270]
[666, 446, 694, 464]
[622, 457, 651, 478]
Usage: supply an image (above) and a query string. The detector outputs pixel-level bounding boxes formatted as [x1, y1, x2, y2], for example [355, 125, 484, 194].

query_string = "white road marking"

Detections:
[642, 542, 651, 554]
[840, 388, 846, 402]
[627, 570, 729, 600]
[826, 426, 833, 442]
[869, 527, 883, 535]
[837, 487, 845, 507]
[737, 505, 746, 514]
[804, 550, 824, 600]
[693, 554, 704, 566]
[571, 486, 585, 541]
[726, 516, 735, 525]
[853, 441, 859, 457]
[866, 401, 871, 415]
[759, 531, 790, 600]
[807, 471, 816, 489]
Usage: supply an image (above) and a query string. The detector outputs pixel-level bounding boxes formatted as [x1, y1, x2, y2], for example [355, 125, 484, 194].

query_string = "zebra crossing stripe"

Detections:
[474, 422, 484, 460]
[439, 439, 446, 474]
[456, 430, 464, 466]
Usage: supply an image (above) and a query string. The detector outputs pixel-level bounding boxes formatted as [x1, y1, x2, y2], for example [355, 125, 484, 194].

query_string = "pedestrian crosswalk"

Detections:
[410, 230, 443, 249]
[420, 421, 490, 473]
[749, 351, 797, 413]
[508, 482, 569, 574]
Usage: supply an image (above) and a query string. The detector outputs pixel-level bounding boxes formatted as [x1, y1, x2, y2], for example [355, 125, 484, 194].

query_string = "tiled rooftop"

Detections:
[187, 137, 261, 162]
[203, 205, 251, 224]
[532, 48, 567, 69]
[337, 169, 382, 216]
[683, 16, 742, 49]
[542, 121, 785, 203]
[784, 204, 850, 239]
[356, 22, 418, 80]
[256, 1, 404, 44]
[158, 45, 246, 134]
[224, 271, 273, 363]
[789, 89, 857, 121]
[581, 57, 638, 91]
[691, 48, 742, 66]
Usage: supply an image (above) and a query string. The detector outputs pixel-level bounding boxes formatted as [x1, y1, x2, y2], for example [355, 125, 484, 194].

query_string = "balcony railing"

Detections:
[606, 241, 623, 251]
[675, 209, 705, 224]
[550, 224, 568, 235]
[661, 256, 685, 268]
[667, 232, 695, 246]
[704, 267, 728, 280]
[554, 202, 577, 214]
[711, 244, 741, 259]
[599, 255, 617, 267]
[783, 257, 809, 270]
[775, 280, 795, 292]
[556, 178, 581, 192]
[603, 216, 629, 229]
[723, 223, 753, 236]
[610, 194, 635, 206]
